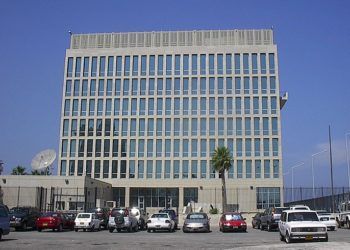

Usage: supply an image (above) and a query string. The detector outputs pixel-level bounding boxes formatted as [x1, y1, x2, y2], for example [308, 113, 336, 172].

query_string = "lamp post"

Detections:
[346, 133, 350, 191]
[311, 149, 327, 209]
[289, 162, 305, 202]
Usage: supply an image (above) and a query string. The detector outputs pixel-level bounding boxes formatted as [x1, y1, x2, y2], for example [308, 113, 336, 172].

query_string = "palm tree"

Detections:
[11, 165, 27, 175]
[211, 146, 233, 213]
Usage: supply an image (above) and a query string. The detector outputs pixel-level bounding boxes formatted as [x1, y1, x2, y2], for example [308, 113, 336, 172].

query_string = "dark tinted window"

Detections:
[274, 207, 289, 214]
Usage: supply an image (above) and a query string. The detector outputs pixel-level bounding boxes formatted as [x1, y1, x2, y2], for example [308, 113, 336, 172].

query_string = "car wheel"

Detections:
[147, 229, 151, 233]
[285, 231, 292, 244]
[127, 226, 132, 233]
[74, 228, 78, 232]
[117, 228, 121, 232]
[98, 224, 101, 231]
[347, 219, 350, 229]
[279, 232, 284, 241]
[252, 223, 255, 229]
[260, 224, 264, 231]
[323, 234, 328, 242]
[257, 223, 260, 229]
[109, 228, 114, 233]
[133, 225, 138, 232]
[37, 228, 42, 232]
[168, 228, 172, 232]
[0, 231, 2, 241]
[83, 229, 86, 232]
[90, 225, 95, 232]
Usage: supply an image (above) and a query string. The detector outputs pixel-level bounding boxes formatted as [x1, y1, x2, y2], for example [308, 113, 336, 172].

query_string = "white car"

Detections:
[279, 210, 328, 243]
[74, 213, 101, 232]
[318, 213, 337, 231]
[289, 205, 310, 211]
[147, 213, 175, 232]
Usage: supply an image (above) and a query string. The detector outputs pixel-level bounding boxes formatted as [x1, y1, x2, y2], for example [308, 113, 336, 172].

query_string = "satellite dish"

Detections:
[31, 149, 56, 175]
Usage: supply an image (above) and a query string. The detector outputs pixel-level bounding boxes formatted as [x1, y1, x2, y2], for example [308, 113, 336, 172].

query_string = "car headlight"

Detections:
[318, 227, 326, 232]
[291, 227, 300, 232]
[241, 223, 246, 226]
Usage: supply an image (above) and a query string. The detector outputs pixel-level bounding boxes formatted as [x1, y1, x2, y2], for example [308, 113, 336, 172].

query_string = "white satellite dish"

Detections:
[31, 149, 56, 175]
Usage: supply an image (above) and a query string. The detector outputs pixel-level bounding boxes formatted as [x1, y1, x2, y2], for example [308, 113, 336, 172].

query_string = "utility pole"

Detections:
[329, 125, 335, 213]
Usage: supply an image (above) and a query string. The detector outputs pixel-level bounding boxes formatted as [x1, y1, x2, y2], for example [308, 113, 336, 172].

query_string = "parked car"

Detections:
[289, 205, 310, 211]
[108, 207, 138, 233]
[317, 212, 337, 231]
[182, 212, 210, 233]
[87, 207, 109, 229]
[147, 213, 175, 232]
[260, 207, 289, 231]
[219, 212, 247, 232]
[278, 210, 328, 243]
[252, 212, 263, 229]
[159, 209, 178, 229]
[0, 204, 10, 241]
[9, 207, 40, 231]
[74, 213, 101, 232]
[130, 207, 148, 230]
[36, 212, 75, 232]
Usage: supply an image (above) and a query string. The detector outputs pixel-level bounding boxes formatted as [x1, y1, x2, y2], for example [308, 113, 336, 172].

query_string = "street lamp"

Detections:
[311, 149, 327, 209]
[288, 162, 305, 201]
[346, 133, 350, 190]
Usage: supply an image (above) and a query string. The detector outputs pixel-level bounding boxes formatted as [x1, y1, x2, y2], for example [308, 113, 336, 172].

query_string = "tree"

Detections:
[211, 146, 233, 213]
[11, 165, 27, 175]
[31, 169, 51, 175]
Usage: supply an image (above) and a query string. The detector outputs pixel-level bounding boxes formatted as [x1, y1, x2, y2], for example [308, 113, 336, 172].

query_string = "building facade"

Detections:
[58, 29, 285, 212]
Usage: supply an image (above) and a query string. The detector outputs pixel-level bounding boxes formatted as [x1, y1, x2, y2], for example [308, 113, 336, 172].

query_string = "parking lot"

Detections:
[2, 227, 350, 250]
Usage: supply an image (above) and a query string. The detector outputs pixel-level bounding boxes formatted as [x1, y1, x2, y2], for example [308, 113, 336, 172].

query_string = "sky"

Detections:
[0, 0, 349, 187]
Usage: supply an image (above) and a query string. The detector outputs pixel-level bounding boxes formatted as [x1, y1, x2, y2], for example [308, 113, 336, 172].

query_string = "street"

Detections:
[1, 227, 350, 250]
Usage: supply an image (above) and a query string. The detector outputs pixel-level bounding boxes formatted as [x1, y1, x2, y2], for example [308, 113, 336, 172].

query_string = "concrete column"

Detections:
[125, 187, 130, 207]
[179, 187, 184, 211]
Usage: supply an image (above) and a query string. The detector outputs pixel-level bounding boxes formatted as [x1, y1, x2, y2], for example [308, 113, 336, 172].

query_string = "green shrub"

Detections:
[209, 208, 218, 214]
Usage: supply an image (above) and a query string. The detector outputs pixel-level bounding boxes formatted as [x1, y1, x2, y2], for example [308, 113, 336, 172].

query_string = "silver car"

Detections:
[183, 212, 210, 233]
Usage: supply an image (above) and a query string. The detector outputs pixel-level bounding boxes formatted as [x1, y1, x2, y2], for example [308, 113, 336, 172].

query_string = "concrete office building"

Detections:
[58, 29, 286, 212]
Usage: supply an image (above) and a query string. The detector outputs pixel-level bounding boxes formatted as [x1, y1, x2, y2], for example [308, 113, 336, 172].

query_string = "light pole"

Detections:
[289, 162, 305, 202]
[346, 133, 350, 191]
[311, 149, 327, 209]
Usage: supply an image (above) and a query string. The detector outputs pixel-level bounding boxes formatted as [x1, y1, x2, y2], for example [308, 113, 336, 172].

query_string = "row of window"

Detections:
[63, 96, 279, 117]
[256, 187, 281, 209]
[61, 137, 280, 159]
[60, 159, 280, 180]
[64, 77, 278, 97]
[62, 117, 279, 138]
[66, 53, 276, 78]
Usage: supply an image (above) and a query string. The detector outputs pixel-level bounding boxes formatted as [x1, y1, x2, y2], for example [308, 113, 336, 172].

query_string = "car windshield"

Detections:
[42, 212, 59, 217]
[151, 214, 168, 219]
[187, 214, 206, 220]
[225, 214, 242, 221]
[160, 210, 175, 216]
[77, 214, 91, 219]
[274, 208, 288, 214]
[287, 212, 319, 222]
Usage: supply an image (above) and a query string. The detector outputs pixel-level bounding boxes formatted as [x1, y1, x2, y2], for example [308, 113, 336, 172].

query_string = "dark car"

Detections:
[9, 207, 40, 231]
[0, 204, 10, 240]
[36, 212, 75, 232]
[87, 207, 109, 229]
[260, 207, 288, 231]
[159, 209, 178, 229]
[252, 212, 262, 229]
[219, 213, 247, 232]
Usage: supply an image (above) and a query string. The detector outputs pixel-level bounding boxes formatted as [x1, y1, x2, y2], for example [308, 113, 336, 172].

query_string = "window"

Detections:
[122, 98, 129, 115]
[209, 118, 215, 136]
[174, 78, 180, 95]
[269, 53, 275, 74]
[234, 54, 240, 74]
[138, 139, 145, 157]
[105, 99, 111, 116]
[64, 100, 70, 116]
[106, 79, 112, 96]
[254, 117, 260, 135]
[236, 118, 242, 136]
[260, 53, 266, 74]
[69, 160, 75, 176]
[183, 78, 189, 95]
[191, 97, 197, 115]
[124, 56, 130, 76]
[270, 76, 276, 94]
[244, 97, 250, 114]
[147, 139, 153, 157]
[272, 118, 278, 135]
[183, 55, 189, 75]
[273, 138, 279, 156]
[183, 118, 189, 136]
[191, 139, 198, 157]
[165, 118, 171, 136]
[157, 55, 164, 75]
[254, 138, 261, 157]
[173, 160, 180, 178]
[245, 139, 251, 157]
[175, 55, 180, 75]
[97, 99, 103, 116]
[271, 97, 277, 114]
[156, 161, 162, 179]
[192, 54, 198, 75]
[156, 118, 162, 136]
[256, 187, 280, 209]
[88, 119, 94, 136]
[129, 160, 135, 178]
[200, 77, 206, 94]
[122, 119, 128, 136]
[123, 79, 129, 95]
[200, 160, 207, 179]
[191, 78, 198, 94]
[237, 160, 243, 178]
[107, 56, 114, 76]
[114, 98, 120, 115]
[139, 98, 146, 115]
[217, 54, 223, 74]
[112, 139, 118, 157]
[183, 139, 189, 157]
[173, 139, 180, 157]
[235, 77, 241, 94]
[255, 160, 261, 178]
[253, 77, 258, 94]
[227, 117, 233, 135]
[174, 118, 180, 136]
[115, 79, 121, 95]
[148, 118, 154, 136]
[165, 160, 171, 178]
[138, 118, 145, 136]
[244, 77, 250, 94]
[182, 160, 189, 179]
[62, 120, 69, 136]
[67, 57, 73, 77]
[200, 54, 206, 74]
[156, 139, 162, 157]
[246, 160, 252, 178]
[132, 55, 139, 76]
[103, 160, 109, 178]
[209, 77, 215, 94]
[130, 119, 136, 136]
[253, 97, 259, 114]
[141, 55, 147, 76]
[95, 139, 101, 157]
[73, 80, 80, 96]
[99, 56, 105, 77]
[61, 139, 68, 157]
[209, 139, 215, 157]
[209, 54, 214, 74]
[264, 160, 270, 178]
[72, 99, 78, 116]
[200, 97, 206, 115]
[60, 161, 66, 176]
[87, 139, 93, 157]
[147, 160, 153, 178]
[83, 57, 89, 77]
[236, 139, 242, 157]
[218, 77, 224, 94]
[200, 139, 206, 157]
[191, 160, 198, 178]
[121, 139, 127, 157]
[218, 118, 224, 136]
[120, 160, 126, 178]
[252, 53, 258, 74]
[112, 160, 118, 178]
[245, 117, 251, 136]
[149, 55, 155, 75]
[166, 55, 172, 75]
[86, 160, 92, 177]
[264, 138, 270, 157]
[273, 160, 279, 178]
[138, 161, 144, 179]
[262, 97, 268, 114]
[191, 118, 198, 136]
[79, 119, 86, 136]
[149, 78, 155, 95]
[132, 79, 138, 95]
[166, 78, 172, 95]
[116, 56, 122, 76]
[65, 80, 71, 96]
[200, 118, 206, 136]
[71, 119, 77, 136]
[263, 117, 269, 135]
[91, 57, 97, 77]
[226, 54, 232, 74]
[243, 53, 249, 74]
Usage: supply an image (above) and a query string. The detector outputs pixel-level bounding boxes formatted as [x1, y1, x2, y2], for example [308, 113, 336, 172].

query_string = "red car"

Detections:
[219, 212, 247, 232]
[36, 212, 74, 232]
